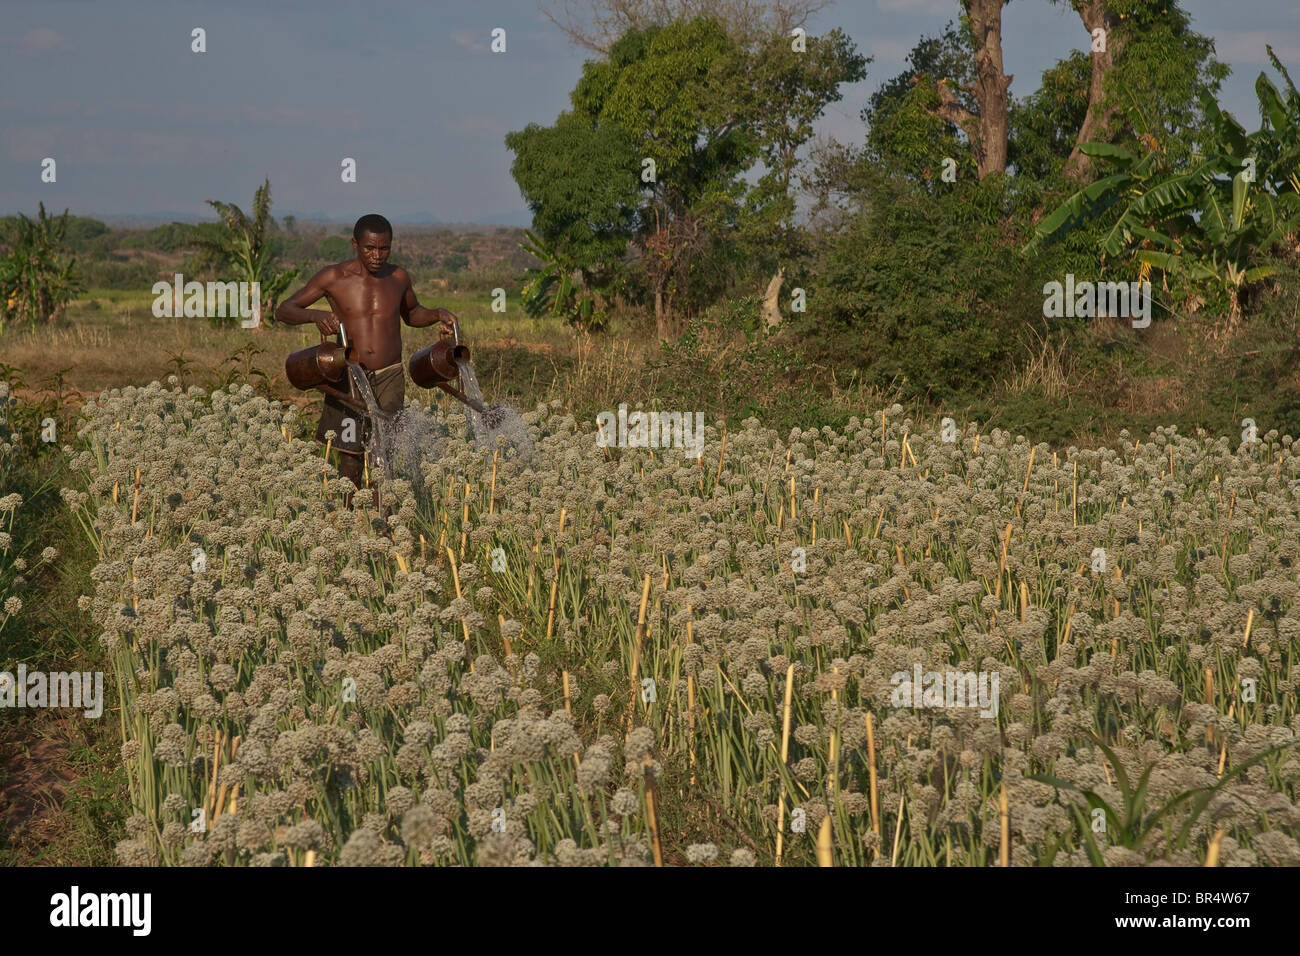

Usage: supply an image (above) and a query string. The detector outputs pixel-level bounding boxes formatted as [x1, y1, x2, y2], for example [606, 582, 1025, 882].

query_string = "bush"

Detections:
[78, 258, 157, 290]
[62, 216, 110, 249]
[804, 175, 1048, 404]
[145, 222, 197, 253]
[318, 236, 351, 261]
[441, 253, 470, 274]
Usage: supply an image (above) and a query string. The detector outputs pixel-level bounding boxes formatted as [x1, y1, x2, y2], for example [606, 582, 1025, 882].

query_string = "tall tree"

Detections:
[567, 17, 759, 337]
[1061, 0, 1123, 181]
[924, 0, 1012, 181]
[861, 22, 976, 185]
[737, 27, 868, 296]
[542, 1, 867, 325]
[1057, 0, 1227, 182]
[506, 112, 642, 329]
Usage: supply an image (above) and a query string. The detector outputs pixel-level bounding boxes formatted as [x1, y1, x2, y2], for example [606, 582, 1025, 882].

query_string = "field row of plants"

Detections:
[66, 380, 1300, 864]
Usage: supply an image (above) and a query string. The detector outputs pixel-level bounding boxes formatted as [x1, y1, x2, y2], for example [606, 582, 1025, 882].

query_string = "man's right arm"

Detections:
[274, 267, 339, 335]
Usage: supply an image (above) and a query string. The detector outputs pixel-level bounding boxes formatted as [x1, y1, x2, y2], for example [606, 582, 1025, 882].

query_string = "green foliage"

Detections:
[862, 22, 975, 186]
[568, 17, 757, 319]
[0, 203, 84, 331]
[144, 222, 196, 253]
[726, 27, 869, 274]
[577, 18, 742, 188]
[440, 253, 470, 274]
[518, 230, 607, 332]
[709, 294, 762, 341]
[509, 16, 868, 324]
[61, 216, 110, 249]
[191, 179, 300, 327]
[1104, 0, 1228, 167]
[1025, 52, 1300, 321]
[505, 111, 641, 280]
[76, 258, 155, 291]
[203, 341, 273, 398]
[807, 173, 1042, 403]
[1009, 52, 1091, 183]
[1034, 736, 1286, 864]
[318, 235, 351, 261]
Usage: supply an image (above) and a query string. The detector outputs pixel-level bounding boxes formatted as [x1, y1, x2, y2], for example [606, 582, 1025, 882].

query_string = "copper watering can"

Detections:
[407, 319, 510, 431]
[286, 322, 354, 390]
[284, 322, 373, 414]
[409, 335, 470, 389]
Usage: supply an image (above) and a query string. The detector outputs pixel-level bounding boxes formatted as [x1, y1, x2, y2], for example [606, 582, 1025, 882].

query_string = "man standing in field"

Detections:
[274, 213, 457, 497]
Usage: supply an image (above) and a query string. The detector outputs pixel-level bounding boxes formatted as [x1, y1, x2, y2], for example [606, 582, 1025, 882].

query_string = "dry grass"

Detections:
[1, 290, 593, 405]
[1002, 326, 1078, 401]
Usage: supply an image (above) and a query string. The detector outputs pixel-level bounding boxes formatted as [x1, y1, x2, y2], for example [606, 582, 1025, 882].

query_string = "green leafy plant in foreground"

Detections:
[1034, 736, 1290, 865]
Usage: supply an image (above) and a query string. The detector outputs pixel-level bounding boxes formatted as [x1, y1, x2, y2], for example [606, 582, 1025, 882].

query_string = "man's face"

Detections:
[353, 230, 391, 274]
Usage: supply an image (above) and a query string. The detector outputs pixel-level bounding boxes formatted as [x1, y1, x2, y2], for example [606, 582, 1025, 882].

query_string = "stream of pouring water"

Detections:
[346, 362, 392, 481]
[454, 357, 534, 458]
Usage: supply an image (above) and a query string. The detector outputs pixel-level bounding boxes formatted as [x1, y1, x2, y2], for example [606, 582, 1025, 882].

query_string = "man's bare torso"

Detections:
[318, 261, 409, 369]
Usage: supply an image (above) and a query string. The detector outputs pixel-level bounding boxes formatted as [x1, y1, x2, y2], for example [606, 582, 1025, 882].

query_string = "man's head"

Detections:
[352, 214, 393, 274]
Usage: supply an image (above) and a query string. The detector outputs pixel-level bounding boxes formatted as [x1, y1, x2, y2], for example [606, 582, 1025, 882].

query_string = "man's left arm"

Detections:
[400, 271, 457, 335]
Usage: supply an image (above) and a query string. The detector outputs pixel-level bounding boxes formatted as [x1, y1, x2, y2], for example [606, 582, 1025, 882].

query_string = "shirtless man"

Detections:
[274, 213, 457, 495]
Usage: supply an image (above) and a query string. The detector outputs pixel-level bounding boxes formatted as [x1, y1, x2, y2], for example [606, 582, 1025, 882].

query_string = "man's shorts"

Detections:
[315, 361, 405, 457]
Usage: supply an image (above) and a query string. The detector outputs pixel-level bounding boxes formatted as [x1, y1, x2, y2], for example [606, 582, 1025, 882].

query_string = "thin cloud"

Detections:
[451, 29, 490, 54]
[8, 27, 74, 55]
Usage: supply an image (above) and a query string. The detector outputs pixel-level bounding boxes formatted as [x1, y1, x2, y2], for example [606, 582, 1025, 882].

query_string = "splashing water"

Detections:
[388, 405, 449, 490]
[454, 358, 534, 459]
[341, 357, 532, 490]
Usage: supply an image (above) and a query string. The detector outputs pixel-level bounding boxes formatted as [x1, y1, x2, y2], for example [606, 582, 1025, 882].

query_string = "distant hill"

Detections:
[88, 209, 533, 229]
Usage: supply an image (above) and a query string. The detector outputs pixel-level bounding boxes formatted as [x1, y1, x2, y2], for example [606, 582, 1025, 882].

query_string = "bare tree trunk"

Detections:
[928, 0, 1012, 181]
[967, 0, 1012, 180]
[1064, 0, 1124, 183]
[761, 266, 785, 330]
[655, 286, 666, 339]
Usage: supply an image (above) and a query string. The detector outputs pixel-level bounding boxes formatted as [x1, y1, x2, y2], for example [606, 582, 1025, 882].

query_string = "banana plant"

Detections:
[192, 179, 299, 328]
[1024, 49, 1300, 323]
[518, 229, 608, 332]
[0, 202, 83, 331]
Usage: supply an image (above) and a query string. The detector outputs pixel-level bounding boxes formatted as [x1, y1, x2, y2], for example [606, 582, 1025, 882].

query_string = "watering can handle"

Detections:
[319, 320, 349, 347]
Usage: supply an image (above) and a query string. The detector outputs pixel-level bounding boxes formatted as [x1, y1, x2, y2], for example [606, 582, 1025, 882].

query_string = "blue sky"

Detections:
[2, 0, 1297, 226]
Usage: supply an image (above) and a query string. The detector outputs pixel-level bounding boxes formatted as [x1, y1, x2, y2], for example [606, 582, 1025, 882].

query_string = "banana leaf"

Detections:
[1231, 171, 1249, 233]
[1024, 172, 1134, 253]
[1129, 225, 1182, 250]
[1243, 265, 1279, 283]
[1079, 141, 1140, 167]
[1256, 74, 1291, 133]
